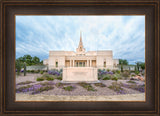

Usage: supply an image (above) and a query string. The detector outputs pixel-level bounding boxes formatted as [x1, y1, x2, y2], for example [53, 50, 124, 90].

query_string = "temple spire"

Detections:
[76, 31, 85, 53]
[79, 31, 83, 46]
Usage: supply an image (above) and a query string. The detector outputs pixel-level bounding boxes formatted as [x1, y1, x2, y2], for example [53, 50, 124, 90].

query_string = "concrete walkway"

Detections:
[16, 93, 145, 101]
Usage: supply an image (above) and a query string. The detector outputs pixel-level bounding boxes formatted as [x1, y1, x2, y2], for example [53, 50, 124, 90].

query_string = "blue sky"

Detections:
[16, 15, 145, 64]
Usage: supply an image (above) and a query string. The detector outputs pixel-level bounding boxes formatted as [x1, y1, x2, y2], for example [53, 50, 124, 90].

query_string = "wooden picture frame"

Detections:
[0, 0, 159, 115]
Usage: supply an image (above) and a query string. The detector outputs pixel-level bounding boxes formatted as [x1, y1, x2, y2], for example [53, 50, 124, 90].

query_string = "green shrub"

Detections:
[112, 76, 118, 81]
[131, 74, 136, 77]
[116, 70, 121, 74]
[135, 71, 140, 75]
[108, 82, 125, 94]
[56, 76, 62, 80]
[103, 74, 111, 80]
[103, 76, 110, 80]
[63, 86, 74, 91]
[98, 69, 102, 72]
[42, 74, 53, 79]
[34, 70, 39, 73]
[94, 83, 106, 87]
[55, 82, 63, 87]
[79, 82, 96, 91]
[126, 80, 136, 83]
[121, 71, 130, 78]
[36, 74, 54, 81]
[36, 77, 44, 81]
[27, 70, 31, 73]
[31, 70, 34, 73]
[112, 70, 116, 74]
[115, 73, 122, 79]
[40, 70, 44, 74]
[46, 77, 54, 81]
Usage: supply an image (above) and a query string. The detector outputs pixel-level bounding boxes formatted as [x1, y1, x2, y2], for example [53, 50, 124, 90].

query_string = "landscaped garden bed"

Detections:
[16, 68, 145, 96]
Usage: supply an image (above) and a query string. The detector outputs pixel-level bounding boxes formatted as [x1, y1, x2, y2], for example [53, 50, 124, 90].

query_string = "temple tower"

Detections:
[76, 31, 86, 55]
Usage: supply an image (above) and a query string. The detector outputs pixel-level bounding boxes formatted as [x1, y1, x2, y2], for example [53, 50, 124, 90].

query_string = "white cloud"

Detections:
[16, 15, 145, 64]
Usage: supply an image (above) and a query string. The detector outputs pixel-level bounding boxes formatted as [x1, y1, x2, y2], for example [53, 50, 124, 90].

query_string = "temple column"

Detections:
[87, 60, 89, 67]
[90, 60, 92, 67]
[73, 60, 75, 67]
[70, 60, 71, 67]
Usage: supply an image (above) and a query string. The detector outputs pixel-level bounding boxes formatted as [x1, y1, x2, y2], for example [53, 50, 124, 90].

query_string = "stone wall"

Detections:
[26, 65, 48, 71]
[62, 67, 98, 82]
[117, 65, 142, 71]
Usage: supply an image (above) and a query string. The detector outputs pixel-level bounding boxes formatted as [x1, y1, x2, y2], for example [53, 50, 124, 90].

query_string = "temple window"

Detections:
[104, 61, 106, 67]
[56, 61, 58, 67]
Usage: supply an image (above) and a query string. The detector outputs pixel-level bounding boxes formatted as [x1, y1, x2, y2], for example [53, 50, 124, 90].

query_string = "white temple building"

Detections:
[43, 33, 119, 82]
[43, 33, 119, 70]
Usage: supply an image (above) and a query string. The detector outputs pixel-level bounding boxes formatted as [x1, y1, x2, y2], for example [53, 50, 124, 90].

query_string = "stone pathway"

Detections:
[16, 93, 145, 101]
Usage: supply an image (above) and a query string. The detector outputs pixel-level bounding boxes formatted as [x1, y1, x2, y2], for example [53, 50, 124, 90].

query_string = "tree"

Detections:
[135, 62, 140, 71]
[136, 62, 145, 71]
[139, 62, 145, 70]
[121, 65, 123, 72]
[32, 56, 40, 65]
[119, 59, 128, 72]
[23, 55, 32, 66]
[24, 62, 26, 76]
[119, 59, 128, 65]
[16, 60, 23, 75]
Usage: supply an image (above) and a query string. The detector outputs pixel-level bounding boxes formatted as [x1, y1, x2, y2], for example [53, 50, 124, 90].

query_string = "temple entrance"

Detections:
[75, 60, 86, 67]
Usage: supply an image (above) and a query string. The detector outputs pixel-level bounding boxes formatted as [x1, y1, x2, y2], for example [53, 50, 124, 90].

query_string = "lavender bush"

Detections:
[122, 83, 145, 93]
[48, 70, 61, 76]
[16, 82, 54, 94]
[108, 82, 126, 94]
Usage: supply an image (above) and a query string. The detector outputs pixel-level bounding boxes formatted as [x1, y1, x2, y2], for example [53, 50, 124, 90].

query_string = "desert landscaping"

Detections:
[16, 69, 145, 101]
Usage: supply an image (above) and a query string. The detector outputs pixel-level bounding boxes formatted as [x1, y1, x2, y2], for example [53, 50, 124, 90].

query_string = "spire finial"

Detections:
[80, 31, 82, 42]
[76, 31, 85, 53]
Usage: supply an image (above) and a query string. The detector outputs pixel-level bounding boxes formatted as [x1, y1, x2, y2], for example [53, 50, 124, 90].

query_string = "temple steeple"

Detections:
[76, 31, 85, 54]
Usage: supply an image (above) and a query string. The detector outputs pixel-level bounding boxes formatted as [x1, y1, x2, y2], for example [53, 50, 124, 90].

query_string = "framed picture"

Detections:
[1, 0, 159, 115]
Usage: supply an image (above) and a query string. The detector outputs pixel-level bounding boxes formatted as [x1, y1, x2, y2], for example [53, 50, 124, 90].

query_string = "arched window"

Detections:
[55, 60, 58, 67]
[104, 61, 106, 67]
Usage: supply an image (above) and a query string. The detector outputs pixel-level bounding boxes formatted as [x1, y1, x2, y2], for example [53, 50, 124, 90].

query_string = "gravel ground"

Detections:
[16, 93, 145, 101]
[16, 73, 145, 96]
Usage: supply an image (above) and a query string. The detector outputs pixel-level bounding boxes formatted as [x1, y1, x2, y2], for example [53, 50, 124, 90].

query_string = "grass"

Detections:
[79, 82, 96, 91]
[63, 86, 74, 91]
[17, 81, 34, 85]
[94, 83, 106, 87]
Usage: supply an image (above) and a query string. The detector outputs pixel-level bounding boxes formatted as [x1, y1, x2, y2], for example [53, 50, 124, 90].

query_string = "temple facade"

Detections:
[43, 33, 119, 70]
